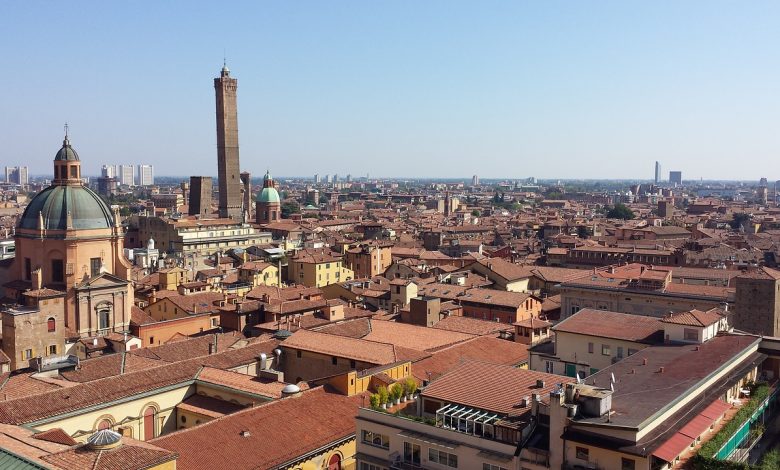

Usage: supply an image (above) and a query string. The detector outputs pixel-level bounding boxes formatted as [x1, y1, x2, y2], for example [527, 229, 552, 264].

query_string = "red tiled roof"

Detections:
[422, 360, 571, 415]
[32, 428, 78, 446]
[412, 337, 529, 382]
[152, 387, 365, 470]
[661, 308, 725, 327]
[652, 432, 692, 464]
[41, 438, 178, 470]
[553, 308, 663, 343]
[177, 394, 245, 419]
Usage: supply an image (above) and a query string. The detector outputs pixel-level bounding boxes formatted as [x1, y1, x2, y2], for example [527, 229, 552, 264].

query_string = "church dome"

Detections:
[256, 187, 280, 204]
[54, 135, 80, 161]
[256, 170, 280, 204]
[18, 185, 114, 231]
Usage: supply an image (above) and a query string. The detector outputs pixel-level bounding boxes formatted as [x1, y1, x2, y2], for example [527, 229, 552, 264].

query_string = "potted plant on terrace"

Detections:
[404, 377, 418, 400]
[369, 393, 380, 410]
[377, 386, 389, 410]
[390, 383, 403, 405]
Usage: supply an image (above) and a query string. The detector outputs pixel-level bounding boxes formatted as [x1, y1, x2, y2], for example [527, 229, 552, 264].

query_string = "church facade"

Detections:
[3, 132, 133, 345]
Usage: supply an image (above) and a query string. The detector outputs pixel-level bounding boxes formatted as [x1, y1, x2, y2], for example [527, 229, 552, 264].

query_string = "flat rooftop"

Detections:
[575, 333, 760, 429]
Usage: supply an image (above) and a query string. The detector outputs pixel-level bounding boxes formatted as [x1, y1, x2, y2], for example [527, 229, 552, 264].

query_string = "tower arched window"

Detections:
[47, 317, 55, 332]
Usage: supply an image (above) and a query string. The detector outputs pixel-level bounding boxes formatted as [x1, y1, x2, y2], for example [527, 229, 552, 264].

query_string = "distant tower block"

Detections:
[189, 176, 213, 218]
[214, 64, 242, 219]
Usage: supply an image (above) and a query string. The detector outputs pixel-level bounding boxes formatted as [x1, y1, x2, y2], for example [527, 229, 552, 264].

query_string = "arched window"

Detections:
[47, 317, 56, 332]
[328, 453, 342, 470]
[143, 406, 157, 440]
[98, 309, 110, 330]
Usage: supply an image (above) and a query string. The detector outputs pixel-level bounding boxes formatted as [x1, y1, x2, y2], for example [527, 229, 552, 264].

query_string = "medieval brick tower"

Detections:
[214, 63, 242, 219]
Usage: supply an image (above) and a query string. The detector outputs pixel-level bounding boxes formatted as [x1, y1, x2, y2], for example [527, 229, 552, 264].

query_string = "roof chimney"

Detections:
[642, 357, 648, 366]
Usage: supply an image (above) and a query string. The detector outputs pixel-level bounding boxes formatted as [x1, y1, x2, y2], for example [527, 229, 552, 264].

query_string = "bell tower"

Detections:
[214, 63, 242, 219]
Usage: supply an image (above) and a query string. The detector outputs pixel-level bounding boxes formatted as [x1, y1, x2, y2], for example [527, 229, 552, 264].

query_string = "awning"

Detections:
[653, 432, 692, 463]
[701, 400, 731, 420]
[679, 414, 713, 439]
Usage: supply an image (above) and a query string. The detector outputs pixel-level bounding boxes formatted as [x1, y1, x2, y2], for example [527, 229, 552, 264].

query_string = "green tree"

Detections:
[471, 209, 481, 217]
[281, 200, 300, 218]
[730, 212, 751, 231]
[606, 203, 635, 220]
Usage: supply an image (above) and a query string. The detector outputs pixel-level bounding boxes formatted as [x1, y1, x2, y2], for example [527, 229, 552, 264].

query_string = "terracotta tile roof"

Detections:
[129, 333, 243, 363]
[475, 258, 534, 281]
[177, 394, 245, 419]
[0, 423, 69, 466]
[196, 367, 286, 399]
[32, 428, 78, 446]
[41, 437, 178, 470]
[314, 317, 373, 338]
[432, 315, 513, 336]
[422, 361, 571, 415]
[553, 308, 664, 343]
[282, 329, 422, 365]
[361, 320, 475, 352]
[412, 337, 529, 382]
[60, 353, 163, 383]
[661, 308, 725, 327]
[0, 362, 202, 425]
[152, 387, 365, 470]
[0, 372, 64, 401]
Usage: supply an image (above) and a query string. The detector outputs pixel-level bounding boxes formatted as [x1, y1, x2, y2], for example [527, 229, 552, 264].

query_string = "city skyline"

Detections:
[1, 1, 779, 180]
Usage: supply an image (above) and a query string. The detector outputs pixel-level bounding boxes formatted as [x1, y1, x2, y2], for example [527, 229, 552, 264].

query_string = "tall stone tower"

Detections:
[214, 64, 242, 219]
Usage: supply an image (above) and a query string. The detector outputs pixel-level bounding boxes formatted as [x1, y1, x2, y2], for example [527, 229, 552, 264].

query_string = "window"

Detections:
[22, 349, 32, 360]
[149, 336, 154, 344]
[98, 308, 110, 330]
[617, 346, 624, 359]
[48, 345, 57, 355]
[361, 430, 389, 449]
[588, 342, 594, 354]
[545, 361, 554, 373]
[296, 350, 302, 358]
[90, 257, 102, 277]
[24, 258, 31, 280]
[47, 317, 56, 332]
[684, 328, 699, 341]
[483, 464, 508, 470]
[51, 259, 64, 283]
[332, 356, 338, 365]
[403, 442, 421, 465]
[570, 305, 579, 316]
[360, 463, 382, 470]
[350, 359, 356, 368]
[429, 449, 458, 468]
[621, 457, 636, 470]
[576, 446, 589, 461]
[601, 344, 611, 356]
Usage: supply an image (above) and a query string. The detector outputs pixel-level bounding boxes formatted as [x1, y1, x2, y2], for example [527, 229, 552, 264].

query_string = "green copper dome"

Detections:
[19, 185, 114, 231]
[256, 187, 280, 204]
[54, 136, 80, 161]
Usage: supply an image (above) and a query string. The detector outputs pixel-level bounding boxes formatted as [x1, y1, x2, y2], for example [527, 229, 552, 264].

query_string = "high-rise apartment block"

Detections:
[137, 164, 154, 186]
[214, 64, 242, 219]
[4, 166, 28, 185]
[472, 174, 479, 186]
[118, 164, 135, 186]
[101, 165, 116, 178]
[314, 174, 320, 184]
[669, 171, 682, 186]
[654, 161, 662, 184]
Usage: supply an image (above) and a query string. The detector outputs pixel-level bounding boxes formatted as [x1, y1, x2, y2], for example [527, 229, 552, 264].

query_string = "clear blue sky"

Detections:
[1, 1, 778, 180]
